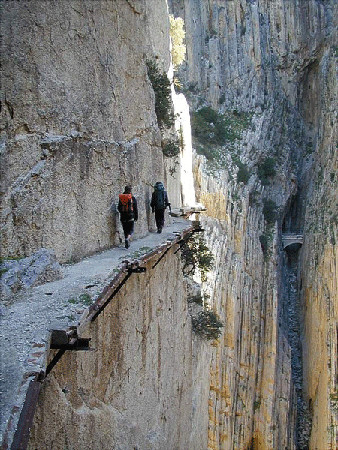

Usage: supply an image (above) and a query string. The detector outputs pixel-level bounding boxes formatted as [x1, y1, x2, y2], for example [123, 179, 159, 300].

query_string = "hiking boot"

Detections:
[125, 238, 130, 249]
[157, 228, 162, 233]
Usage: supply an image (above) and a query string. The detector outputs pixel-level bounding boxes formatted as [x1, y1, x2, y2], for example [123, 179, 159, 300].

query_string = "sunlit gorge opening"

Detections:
[172, 90, 197, 207]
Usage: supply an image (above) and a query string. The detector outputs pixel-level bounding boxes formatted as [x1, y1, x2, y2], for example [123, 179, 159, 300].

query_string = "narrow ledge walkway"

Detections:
[0, 217, 192, 447]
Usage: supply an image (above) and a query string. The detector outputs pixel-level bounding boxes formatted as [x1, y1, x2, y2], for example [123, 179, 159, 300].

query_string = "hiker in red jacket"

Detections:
[118, 185, 138, 248]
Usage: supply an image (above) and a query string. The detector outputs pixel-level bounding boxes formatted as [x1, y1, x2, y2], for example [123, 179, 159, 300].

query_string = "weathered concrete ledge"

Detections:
[0, 218, 195, 449]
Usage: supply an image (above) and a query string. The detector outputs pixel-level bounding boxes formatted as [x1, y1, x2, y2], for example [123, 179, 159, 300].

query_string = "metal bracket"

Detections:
[127, 266, 146, 273]
[90, 271, 132, 321]
[45, 349, 66, 377]
[46, 329, 91, 376]
[90, 264, 146, 322]
[50, 329, 91, 351]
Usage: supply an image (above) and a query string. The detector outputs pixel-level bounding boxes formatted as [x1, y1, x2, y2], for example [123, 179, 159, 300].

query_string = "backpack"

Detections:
[119, 194, 133, 214]
[153, 183, 166, 209]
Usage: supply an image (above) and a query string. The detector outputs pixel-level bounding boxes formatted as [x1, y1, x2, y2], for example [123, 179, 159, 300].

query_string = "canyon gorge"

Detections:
[0, 0, 336, 449]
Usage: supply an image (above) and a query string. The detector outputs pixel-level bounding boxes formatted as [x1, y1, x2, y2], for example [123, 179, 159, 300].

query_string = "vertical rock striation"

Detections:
[299, 24, 337, 449]
[1, 0, 336, 448]
[170, 0, 337, 447]
[28, 250, 195, 449]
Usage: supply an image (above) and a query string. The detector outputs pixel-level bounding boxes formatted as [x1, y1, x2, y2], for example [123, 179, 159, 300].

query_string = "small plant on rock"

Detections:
[192, 310, 223, 340]
[181, 235, 214, 282]
[188, 292, 210, 306]
[79, 293, 92, 306]
[191, 107, 254, 159]
[253, 398, 261, 411]
[146, 59, 174, 129]
[263, 199, 277, 225]
[257, 157, 276, 185]
[236, 160, 250, 184]
[260, 200, 277, 259]
[162, 139, 181, 157]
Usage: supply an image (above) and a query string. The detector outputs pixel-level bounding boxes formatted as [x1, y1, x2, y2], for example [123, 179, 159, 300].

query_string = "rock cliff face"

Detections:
[1, 0, 175, 263]
[299, 45, 337, 449]
[1, 0, 336, 449]
[28, 249, 197, 450]
[170, 0, 337, 448]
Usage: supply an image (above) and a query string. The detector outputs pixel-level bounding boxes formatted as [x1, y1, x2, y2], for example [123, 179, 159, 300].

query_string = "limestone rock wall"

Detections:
[194, 155, 296, 449]
[169, 0, 334, 112]
[299, 40, 337, 449]
[28, 249, 198, 449]
[170, 0, 336, 448]
[1, 0, 177, 263]
[2, 0, 336, 448]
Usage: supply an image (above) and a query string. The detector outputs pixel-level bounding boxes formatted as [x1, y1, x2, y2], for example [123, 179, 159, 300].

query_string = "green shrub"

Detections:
[187, 82, 198, 93]
[195, 145, 219, 160]
[191, 107, 237, 147]
[236, 161, 250, 184]
[259, 228, 275, 259]
[249, 190, 259, 206]
[146, 59, 174, 128]
[260, 200, 277, 260]
[259, 234, 269, 256]
[188, 292, 210, 306]
[258, 157, 276, 185]
[188, 293, 203, 305]
[253, 399, 261, 411]
[68, 293, 92, 306]
[181, 235, 214, 282]
[162, 140, 180, 157]
[192, 310, 223, 340]
[191, 107, 253, 150]
[263, 199, 277, 225]
[79, 293, 92, 306]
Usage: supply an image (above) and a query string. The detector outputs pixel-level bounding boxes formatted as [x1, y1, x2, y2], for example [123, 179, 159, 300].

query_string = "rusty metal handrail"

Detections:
[10, 377, 42, 450]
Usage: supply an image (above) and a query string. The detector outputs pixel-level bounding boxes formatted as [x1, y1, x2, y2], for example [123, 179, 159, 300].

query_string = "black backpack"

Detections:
[153, 183, 166, 209]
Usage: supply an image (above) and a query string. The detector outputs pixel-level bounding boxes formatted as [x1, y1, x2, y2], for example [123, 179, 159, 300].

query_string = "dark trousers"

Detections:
[154, 209, 165, 230]
[121, 220, 134, 239]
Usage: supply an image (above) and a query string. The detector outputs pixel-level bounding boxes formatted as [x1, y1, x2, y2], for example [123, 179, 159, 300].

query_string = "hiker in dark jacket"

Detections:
[118, 185, 138, 248]
[150, 181, 170, 233]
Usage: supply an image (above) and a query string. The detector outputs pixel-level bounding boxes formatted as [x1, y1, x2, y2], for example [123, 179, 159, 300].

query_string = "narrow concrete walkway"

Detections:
[0, 218, 190, 443]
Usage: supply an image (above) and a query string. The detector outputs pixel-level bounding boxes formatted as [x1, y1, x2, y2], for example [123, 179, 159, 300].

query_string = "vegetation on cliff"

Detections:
[191, 107, 253, 148]
[146, 59, 174, 129]
[181, 234, 214, 282]
[146, 59, 181, 158]
[191, 106, 254, 178]
[192, 309, 223, 340]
